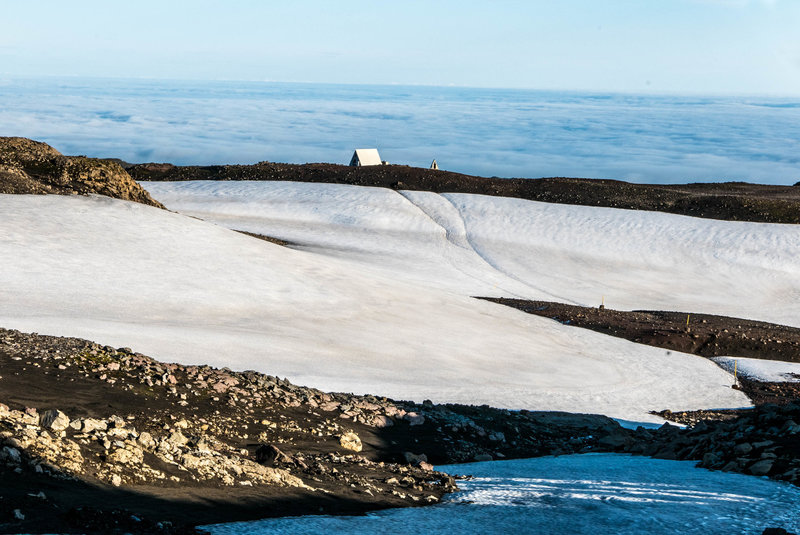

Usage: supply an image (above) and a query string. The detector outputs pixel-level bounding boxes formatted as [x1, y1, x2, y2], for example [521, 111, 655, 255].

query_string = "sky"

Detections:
[1, 0, 799, 95]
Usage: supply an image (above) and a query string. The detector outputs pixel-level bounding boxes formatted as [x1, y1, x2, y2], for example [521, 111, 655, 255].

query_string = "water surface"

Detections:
[204, 454, 800, 535]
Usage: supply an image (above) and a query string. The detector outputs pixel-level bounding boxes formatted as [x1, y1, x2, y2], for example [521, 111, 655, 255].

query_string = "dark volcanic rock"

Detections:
[0, 137, 163, 208]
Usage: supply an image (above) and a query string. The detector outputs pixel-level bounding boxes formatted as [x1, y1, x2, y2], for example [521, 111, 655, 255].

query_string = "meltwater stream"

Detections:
[203, 454, 800, 535]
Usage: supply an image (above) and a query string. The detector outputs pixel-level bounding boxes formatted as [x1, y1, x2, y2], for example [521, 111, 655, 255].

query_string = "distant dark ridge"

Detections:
[128, 161, 800, 224]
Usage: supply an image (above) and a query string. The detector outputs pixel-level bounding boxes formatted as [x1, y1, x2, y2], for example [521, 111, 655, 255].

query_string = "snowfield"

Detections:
[712, 356, 800, 383]
[142, 180, 800, 327]
[205, 454, 800, 535]
[0, 193, 750, 422]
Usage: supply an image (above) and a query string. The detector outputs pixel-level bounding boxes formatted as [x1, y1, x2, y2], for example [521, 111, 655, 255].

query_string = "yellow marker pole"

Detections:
[686, 314, 690, 328]
[734, 360, 738, 382]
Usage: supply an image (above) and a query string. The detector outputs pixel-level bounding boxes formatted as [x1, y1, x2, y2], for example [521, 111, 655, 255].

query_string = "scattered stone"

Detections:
[339, 432, 362, 452]
[255, 444, 290, 465]
[749, 459, 774, 476]
[405, 412, 425, 426]
[403, 451, 428, 466]
[39, 409, 70, 432]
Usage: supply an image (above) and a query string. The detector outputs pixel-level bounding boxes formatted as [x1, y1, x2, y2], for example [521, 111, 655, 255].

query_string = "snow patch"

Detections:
[712, 356, 800, 383]
[143, 180, 800, 328]
[0, 194, 749, 422]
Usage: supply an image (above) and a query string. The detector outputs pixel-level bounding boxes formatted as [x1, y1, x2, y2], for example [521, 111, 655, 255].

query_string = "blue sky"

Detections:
[1, 0, 799, 95]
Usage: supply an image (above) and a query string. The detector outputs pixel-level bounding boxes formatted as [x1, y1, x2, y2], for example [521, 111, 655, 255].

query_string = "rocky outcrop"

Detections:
[0, 137, 163, 208]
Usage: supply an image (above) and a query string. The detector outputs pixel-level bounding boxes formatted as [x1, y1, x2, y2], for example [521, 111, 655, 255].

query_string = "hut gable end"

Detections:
[349, 148, 383, 167]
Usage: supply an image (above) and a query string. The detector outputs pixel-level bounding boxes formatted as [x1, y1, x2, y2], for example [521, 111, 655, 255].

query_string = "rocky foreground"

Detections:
[2, 327, 799, 534]
[1, 327, 637, 534]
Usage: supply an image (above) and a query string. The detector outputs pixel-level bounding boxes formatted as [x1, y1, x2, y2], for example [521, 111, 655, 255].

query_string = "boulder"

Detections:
[403, 451, 428, 466]
[107, 446, 143, 465]
[319, 401, 340, 412]
[598, 430, 630, 449]
[1, 446, 22, 465]
[39, 409, 70, 432]
[136, 432, 156, 450]
[166, 431, 189, 448]
[370, 415, 394, 428]
[752, 440, 774, 450]
[701, 451, 722, 468]
[255, 444, 291, 465]
[405, 412, 425, 426]
[82, 418, 108, 433]
[749, 459, 774, 476]
[339, 432, 362, 452]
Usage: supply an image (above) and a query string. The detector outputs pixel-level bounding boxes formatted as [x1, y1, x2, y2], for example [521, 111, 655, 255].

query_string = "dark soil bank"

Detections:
[127, 160, 800, 224]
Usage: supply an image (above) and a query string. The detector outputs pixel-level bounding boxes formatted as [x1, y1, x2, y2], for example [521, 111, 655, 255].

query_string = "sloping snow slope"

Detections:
[142, 181, 537, 298]
[0, 194, 747, 422]
[142, 181, 800, 327]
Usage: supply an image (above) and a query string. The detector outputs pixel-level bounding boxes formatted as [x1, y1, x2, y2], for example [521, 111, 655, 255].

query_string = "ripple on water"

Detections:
[203, 454, 800, 535]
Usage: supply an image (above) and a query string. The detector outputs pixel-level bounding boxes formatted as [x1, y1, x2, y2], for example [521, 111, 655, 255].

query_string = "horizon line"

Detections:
[2, 73, 799, 100]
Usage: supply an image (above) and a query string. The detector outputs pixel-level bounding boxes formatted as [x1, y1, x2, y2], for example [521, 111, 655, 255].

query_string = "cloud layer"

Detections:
[1, 78, 798, 184]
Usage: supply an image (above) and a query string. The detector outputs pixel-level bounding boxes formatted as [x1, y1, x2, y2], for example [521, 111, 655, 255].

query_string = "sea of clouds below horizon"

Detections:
[1, 77, 798, 184]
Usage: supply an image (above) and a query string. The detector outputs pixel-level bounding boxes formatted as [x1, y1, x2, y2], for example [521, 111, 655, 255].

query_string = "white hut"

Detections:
[430, 159, 439, 170]
[349, 149, 383, 167]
